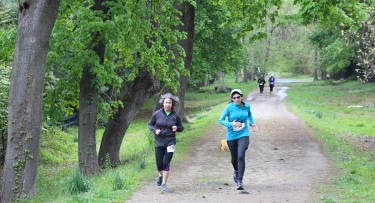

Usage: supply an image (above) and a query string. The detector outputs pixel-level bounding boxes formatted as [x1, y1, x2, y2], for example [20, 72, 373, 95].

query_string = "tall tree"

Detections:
[98, 68, 160, 166]
[173, 1, 195, 123]
[192, 1, 244, 84]
[77, 0, 111, 177]
[1, 0, 61, 202]
[96, 0, 184, 166]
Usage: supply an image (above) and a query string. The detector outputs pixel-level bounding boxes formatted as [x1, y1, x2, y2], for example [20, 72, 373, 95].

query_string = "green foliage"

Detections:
[63, 166, 91, 195]
[40, 125, 78, 165]
[145, 131, 154, 146]
[111, 170, 126, 191]
[293, 0, 369, 29]
[138, 154, 146, 170]
[315, 111, 322, 118]
[192, 1, 245, 81]
[0, 2, 17, 28]
[296, 0, 375, 81]
[0, 65, 11, 164]
[217, 0, 283, 39]
[247, 23, 315, 76]
[196, 114, 209, 119]
[342, 2, 375, 83]
[308, 26, 357, 75]
[0, 28, 16, 63]
[43, 0, 186, 124]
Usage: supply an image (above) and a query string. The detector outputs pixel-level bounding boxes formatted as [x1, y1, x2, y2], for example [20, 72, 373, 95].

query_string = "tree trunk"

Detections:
[314, 46, 319, 81]
[98, 68, 160, 166]
[1, 1, 61, 202]
[216, 72, 221, 84]
[265, 25, 277, 70]
[242, 67, 247, 82]
[78, 63, 100, 176]
[77, 0, 110, 176]
[174, 1, 195, 123]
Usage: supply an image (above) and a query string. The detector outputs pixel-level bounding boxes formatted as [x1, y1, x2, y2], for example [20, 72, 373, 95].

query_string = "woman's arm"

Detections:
[175, 114, 184, 132]
[148, 113, 157, 134]
[219, 105, 232, 128]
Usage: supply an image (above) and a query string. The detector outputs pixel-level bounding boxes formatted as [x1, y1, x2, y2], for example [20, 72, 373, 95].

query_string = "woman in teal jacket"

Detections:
[219, 89, 257, 190]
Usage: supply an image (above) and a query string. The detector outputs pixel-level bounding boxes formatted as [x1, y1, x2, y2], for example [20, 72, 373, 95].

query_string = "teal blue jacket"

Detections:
[218, 101, 255, 141]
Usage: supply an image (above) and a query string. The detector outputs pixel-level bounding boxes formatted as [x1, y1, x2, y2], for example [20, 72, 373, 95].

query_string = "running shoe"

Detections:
[233, 170, 238, 183]
[161, 183, 168, 191]
[236, 180, 244, 190]
[156, 175, 162, 186]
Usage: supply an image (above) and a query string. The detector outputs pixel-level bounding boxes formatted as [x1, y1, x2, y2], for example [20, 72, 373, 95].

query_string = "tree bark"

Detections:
[174, 1, 195, 123]
[78, 63, 100, 176]
[265, 25, 277, 70]
[1, 0, 61, 202]
[98, 68, 160, 166]
[77, 0, 109, 176]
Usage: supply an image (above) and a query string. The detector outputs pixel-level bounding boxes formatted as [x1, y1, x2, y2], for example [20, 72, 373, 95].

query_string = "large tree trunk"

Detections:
[98, 68, 160, 166]
[265, 25, 277, 70]
[174, 1, 195, 123]
[1, 1, 61, 202]
[77, 0, 109, 176]
[78, 63, 100, 176]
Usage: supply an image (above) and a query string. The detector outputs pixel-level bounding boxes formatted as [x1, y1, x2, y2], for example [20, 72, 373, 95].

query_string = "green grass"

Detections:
[286, 80, 375, 203]
[29, 76, 257, 202]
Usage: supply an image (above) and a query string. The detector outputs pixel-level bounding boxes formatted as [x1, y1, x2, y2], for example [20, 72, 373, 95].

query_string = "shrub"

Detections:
[64, 166, 91, 195]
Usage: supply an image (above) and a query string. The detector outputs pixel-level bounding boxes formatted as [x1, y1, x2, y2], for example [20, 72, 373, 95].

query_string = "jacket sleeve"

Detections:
[175, 114, 184, 132]
[148, 113, 157, 134]
[219, 105, 232, 129]
[247, 105, 254, 126]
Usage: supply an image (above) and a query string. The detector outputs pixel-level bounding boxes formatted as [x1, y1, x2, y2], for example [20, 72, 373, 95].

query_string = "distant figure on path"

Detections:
[257, 75, 266, 94]
[218, 89, 258, 190]
[148, 93, 184, 191]
[268, 73, 275, 94]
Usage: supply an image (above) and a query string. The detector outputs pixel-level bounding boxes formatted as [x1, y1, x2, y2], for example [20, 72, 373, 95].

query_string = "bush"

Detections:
[214, 85, 231, 93]
[64, 166, 91, 195]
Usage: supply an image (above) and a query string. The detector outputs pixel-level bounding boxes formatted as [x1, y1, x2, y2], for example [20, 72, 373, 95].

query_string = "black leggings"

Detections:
[269, 84, 274, 92]
[259, 85, 264, 93]
[227, 136, 250, 181]
[155, 147, 174, 171]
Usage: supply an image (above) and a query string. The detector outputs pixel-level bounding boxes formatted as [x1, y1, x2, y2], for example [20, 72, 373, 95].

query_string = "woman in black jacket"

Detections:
[148, 93, 184, 191]
[257, 75, 266, 94]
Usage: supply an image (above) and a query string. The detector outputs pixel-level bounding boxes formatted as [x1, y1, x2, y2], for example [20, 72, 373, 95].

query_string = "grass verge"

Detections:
[286, 80, 375, 203]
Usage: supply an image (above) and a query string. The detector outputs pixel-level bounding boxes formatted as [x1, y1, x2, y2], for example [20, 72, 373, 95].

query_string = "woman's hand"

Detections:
[172, 125, 177, 131]
[232, 119, 242, 128]
[156, 129, 160, 135]
[251, 124, 258, 132]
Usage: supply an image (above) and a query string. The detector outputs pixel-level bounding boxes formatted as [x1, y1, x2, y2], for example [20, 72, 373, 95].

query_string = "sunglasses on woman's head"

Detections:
[232, 96, 241, 99]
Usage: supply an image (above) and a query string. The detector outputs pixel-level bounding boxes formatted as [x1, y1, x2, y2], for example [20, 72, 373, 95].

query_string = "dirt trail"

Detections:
[127, 82, 334, 203]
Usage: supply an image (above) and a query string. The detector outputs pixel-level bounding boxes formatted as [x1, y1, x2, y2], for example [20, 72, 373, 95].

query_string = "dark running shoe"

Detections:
[236, 180, 244, 190]
[233, 170, 238, 183]
[156, 175, 162, 186]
